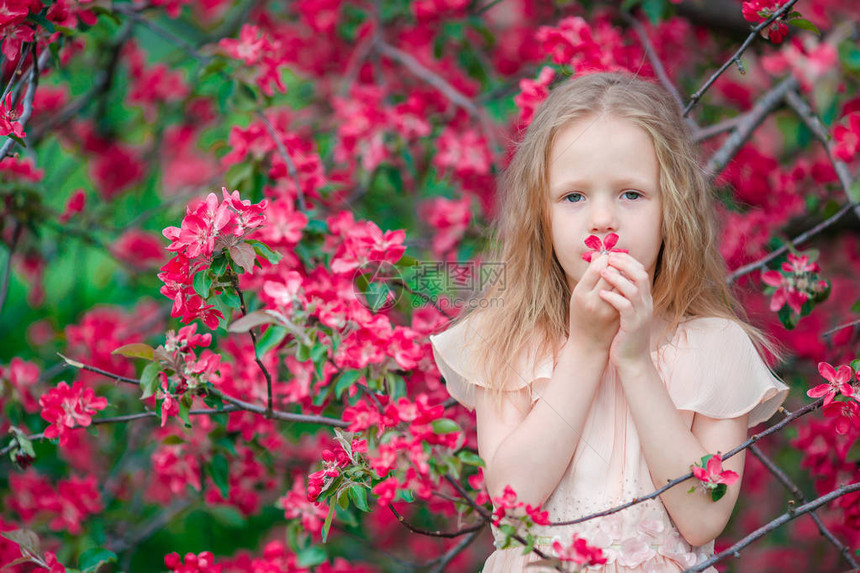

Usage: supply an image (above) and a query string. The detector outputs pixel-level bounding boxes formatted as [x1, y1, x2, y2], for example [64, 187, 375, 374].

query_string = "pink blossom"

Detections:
[59, 189, 86, 223]
[552, 533, 608, 566]
[263, 272, 304, 308]
[581, 232, 629, 262]
[1, 357, 40, 412]
[0, 92, 25, 138]
[111, 229, 167, 270]
[423, 196, 472, 256]
[219, 24, 266, 65]
[741, 0, 789, 43]
[39, 381, 108, 446]
[822, 400, 860, 435]
[692, 455, 739, 487]
[514, 66, 555, 126]
[807, 362, 855, 406]
[834, 112, 860, 162]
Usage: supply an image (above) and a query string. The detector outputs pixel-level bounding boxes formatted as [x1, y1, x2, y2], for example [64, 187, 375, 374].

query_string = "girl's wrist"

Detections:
[612, 353, 655, 377]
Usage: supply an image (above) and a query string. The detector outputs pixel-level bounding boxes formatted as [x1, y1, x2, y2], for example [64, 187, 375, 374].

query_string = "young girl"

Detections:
[429, 72, 790, 572]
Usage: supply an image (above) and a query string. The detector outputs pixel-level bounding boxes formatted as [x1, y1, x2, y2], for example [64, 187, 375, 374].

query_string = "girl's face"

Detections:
[548, 114, 664, 291]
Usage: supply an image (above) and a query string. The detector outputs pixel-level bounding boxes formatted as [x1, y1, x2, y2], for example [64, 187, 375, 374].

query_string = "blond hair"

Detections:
[447, 71, 779, 413]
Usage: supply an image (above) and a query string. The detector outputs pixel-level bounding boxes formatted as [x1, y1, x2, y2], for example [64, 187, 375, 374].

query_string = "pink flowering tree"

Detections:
[1, 1, 860, 572]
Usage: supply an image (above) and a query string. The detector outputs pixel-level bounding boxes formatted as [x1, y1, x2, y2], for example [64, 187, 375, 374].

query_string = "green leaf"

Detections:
[347, 485, 370, 512]
[296, 342, 312, 362]
[202, 393, 224, 411]
[296, 545, 327, 568]
[162, 435, 185, 445]
[208, 454, 230, 498]
[850, 359, 860, 372]
[848, 181, 860, 204]
[112, 343, 155, 361]
[431, 418, 460, 435]
[687, 485, 697, 494]
[193, 271, 213, 299]
[788, 18, 820, 35]
[177, 400, 192, 428]
[457, 450, 485, 467]
[209, 505, 247, 528]
[850, 298, 860, 314]
[334, 370, 363, 399]
[321, 502, 335, 543]
[246, 239, 283, 264]
[255, 325, 287, 358]
[139, 362, 160, 400]
[210, 254, 229, 277]
[336, 487, 350, 510]
[710, 483, 728, 502]
[313, 383, 333, 407]
[78, 548, 117, 572]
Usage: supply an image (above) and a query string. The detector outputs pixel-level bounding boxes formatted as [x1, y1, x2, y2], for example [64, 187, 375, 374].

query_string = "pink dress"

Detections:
[429, 316, 790, 573]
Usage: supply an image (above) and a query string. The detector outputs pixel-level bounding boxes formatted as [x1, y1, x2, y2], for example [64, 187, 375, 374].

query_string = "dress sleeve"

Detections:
[428, 317, 553, 412]
[661, 317, 789, 428]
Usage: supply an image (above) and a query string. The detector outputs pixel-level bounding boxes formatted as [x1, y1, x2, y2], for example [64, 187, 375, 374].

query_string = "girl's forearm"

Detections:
[484, 343, 608, 508]
[616, 358, 743, 547]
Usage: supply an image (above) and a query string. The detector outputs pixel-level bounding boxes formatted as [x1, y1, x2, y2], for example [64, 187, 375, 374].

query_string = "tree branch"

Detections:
[683, 0, 801, 117]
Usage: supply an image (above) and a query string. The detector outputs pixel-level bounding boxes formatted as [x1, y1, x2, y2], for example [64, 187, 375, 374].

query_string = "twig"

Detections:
[427, 528, 483, 573]
[389, 503, 486, 538]
[726, 202, 855, 284]
[784, 89, 860, 221]
[114, 5, 209, 61]
[685, 482, 860, 572]
[230, 276, 277, 418]
[822, 319, 860, 339]
[619, 11, 689, 122]
[256, 110, 309, 213]
[375, 40, 502, 160]
[443, 474, 565, 571]
[1, 43, 32, 102]
[749, 444, 859, 569]
[693, 115, 742, 143]
[705, 75, 798, 178]
[56, 353, 349, 427]
[550, 398, 824, 527]
[683, 0, 801, 117]
[0, 48, 50, 159]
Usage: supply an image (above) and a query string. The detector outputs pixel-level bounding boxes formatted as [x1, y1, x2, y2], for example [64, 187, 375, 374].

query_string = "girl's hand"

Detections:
[596, 252, 653, 367]
[567, 254, 619, 355]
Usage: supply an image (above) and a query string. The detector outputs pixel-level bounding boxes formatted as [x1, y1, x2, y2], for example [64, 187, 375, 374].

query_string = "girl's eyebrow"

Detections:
[551, 176, 654, 194]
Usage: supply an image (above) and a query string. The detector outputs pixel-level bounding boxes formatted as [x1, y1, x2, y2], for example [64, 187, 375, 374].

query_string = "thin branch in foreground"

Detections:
[0, 48, 50, 159]
[389, 503, 487, 538]
[686, 482, 860, 572]
[784, 89, 860, 222]
[749, 444, 859, 569]
[726, 202, 856, 284]
[682, 0, 801, 117]
[56, 354, 349, 428]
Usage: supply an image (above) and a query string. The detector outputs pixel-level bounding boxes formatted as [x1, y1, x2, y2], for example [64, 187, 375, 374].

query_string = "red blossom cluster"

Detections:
[159, 189, 268, 328]
[551, 533, 609, 567]
[761, 252, 829, 317]
[742, 0, 790, 43]
[490, 485, 551, 528]
[38, 381, 107, 447]
[6, 471, 102, 535]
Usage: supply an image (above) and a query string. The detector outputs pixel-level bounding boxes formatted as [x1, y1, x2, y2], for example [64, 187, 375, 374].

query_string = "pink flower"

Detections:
[514, 66, 555, 126]
[741, 0, 789, 44]
[581, 232, 629, 262]
[59, 189, 86, 223]
[807, 362, 855, 406]
[692, 455, 739, 487]
[833, 112, 860, 163]
[0, 92, 25, 138]
[219, 24, 266, 65]
[39, 381, 108, 446]
[552, 533, 608, 566]
[822, 400, 860, 435]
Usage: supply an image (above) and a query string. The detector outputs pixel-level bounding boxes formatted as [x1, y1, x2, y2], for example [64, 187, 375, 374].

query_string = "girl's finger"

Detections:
[598, 289, 633, 314]
[600, 266, 638, 300]
[607, 253, 649, 286]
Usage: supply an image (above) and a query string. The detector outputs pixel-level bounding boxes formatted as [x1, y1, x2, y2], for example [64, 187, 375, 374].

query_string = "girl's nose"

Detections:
[589, 201, 617, 233]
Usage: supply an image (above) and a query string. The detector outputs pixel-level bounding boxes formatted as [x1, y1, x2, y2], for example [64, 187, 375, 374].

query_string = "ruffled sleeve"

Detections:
[660, 317, 789, 428]
[428, 317, 553, 412]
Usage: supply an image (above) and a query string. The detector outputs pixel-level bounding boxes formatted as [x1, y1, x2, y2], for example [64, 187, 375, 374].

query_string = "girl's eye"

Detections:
[622, 191, 642, 200]
[564, 193, 584, 203]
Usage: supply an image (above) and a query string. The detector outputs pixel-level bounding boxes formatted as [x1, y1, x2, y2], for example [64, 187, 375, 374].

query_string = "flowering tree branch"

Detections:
[0, 48, 49, 159]
[682, 0, 801, 117]
[687, 482, 860, 572]
[748, 444, 859, 569]
[726, 201, 855, 284]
